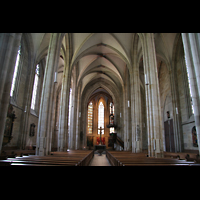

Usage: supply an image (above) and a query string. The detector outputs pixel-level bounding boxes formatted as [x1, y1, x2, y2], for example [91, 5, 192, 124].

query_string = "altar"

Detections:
[94, 126, 106, 155]
[94, 144, 106, 151]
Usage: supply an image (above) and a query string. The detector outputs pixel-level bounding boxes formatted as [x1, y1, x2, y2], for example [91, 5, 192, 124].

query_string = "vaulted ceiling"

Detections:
[71, 33, 133, 101]
[28, 33, 180, 103]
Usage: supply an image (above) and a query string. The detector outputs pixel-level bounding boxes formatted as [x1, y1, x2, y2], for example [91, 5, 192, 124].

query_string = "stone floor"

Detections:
[89, 153, 111, 166]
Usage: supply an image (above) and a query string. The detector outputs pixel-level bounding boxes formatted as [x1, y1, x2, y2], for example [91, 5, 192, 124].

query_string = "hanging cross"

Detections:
[98, 126, 103, 145]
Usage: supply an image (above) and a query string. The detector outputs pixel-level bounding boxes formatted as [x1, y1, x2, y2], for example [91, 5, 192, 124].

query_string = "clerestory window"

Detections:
[31, 64, 40, 110]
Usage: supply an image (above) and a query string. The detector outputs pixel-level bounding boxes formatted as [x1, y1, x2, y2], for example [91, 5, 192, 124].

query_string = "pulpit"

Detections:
[108, 132, 117, 150]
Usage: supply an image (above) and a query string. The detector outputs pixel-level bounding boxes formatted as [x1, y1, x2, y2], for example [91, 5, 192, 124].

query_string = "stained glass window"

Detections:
[88, 102, 93, 134]
[98, 101, 104, 134]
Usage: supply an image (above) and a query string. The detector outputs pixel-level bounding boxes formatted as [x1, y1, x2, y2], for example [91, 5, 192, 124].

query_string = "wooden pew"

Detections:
[163, 152, 180, 159]
[0, 150, 94, 166]
[164, 151, 200, 163]
[1, 150, 35, 157]
[106, 151, 199, 166]
[0, 155, 8, 160]
[0, 160, 11, 166]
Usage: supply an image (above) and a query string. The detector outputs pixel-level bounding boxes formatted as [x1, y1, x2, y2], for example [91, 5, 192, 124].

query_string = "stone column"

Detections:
[169, 63, 183, 152]
[131, 62, 142, 153]
[130, 70, 135, 153]
[75, 86, 81, 149]
[36, 33, 61, 156]
[182, 33, 200, 153]
[71, 67, 78, 149]
[0, 33, 22, 154]
[141, 33, 163, 157]
[58, 50, 71, 152]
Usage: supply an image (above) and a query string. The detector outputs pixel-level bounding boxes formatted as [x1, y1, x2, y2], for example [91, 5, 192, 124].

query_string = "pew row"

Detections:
[106, 151, 200, 166]
[0, 150, 94, 166]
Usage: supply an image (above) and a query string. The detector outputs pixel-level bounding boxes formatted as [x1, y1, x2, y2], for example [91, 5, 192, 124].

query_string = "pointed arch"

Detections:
[98, 100, 104, 135]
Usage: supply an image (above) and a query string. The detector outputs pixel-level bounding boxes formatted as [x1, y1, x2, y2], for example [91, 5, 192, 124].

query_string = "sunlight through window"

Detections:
[10, 47, 21, 97]
[31, 65, 39, 110]
[88, 102, 93, 134]
[98, 101, 104, 134]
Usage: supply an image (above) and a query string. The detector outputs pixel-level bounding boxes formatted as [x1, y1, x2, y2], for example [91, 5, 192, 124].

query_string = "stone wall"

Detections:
[176, 41, 197, 151]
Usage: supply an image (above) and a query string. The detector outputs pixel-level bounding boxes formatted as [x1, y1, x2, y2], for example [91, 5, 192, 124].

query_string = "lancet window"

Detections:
[98, 101, 104, 134]
[88, 102, 93, 134]
[10, 46, 21, 97]
[31, 64, 40, 110]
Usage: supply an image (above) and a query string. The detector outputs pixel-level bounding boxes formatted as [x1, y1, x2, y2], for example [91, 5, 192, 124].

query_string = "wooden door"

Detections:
[164, 119, 175, 152]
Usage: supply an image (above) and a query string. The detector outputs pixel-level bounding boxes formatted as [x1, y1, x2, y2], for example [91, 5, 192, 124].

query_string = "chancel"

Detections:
[1, 33, 200, 166]
[94, 126, 106, 155]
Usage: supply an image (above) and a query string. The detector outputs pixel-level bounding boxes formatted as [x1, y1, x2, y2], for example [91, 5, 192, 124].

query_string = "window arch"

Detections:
[10, 45, 21, 97]
[88, 102, 93, 134]
[31, 64, 40, 110]
[98, 101, 104, 135]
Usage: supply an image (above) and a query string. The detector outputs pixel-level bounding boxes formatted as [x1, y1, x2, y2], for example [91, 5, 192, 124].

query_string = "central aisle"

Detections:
[89, 154, 111, 166]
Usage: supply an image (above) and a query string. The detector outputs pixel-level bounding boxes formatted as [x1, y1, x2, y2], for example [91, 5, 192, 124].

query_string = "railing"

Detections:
[116, 136, 124, 149]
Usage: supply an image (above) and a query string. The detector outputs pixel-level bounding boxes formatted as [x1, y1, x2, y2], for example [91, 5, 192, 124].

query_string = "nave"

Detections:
[1, 149, 200, 166]
[89, 152, 111, 166]
[1, 33, 200, 159]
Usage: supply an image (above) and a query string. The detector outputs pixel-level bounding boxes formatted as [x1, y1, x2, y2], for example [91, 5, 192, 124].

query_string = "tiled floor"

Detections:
[89, 154, 111, 166]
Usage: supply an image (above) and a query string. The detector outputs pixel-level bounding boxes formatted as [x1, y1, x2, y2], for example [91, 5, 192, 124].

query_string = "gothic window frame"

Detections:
[98, 101, 104, 135]
[31, 64, 40, 111]
[87, 101, 93, 135]
[10, 44, 23, 105]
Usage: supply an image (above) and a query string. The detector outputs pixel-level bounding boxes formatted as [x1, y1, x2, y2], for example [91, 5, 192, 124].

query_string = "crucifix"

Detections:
[98, 126, 103, 145]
